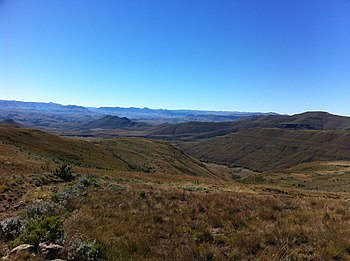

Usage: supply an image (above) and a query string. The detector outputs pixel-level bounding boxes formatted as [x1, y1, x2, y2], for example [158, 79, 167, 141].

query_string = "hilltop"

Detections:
[233, 111, 350, 131]
[85, 115, 149, 129]
[145, 111, 350, 140]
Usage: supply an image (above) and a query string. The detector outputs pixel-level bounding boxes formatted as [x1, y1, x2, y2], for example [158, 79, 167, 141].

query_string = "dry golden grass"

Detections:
[0, 125, 215, 177]
[249, 161, 350, 193]
[0, 125, 216, 218]
[2, 125, 350, 260]
[60, 173, 350, 260]
[2, 168, 350, 260]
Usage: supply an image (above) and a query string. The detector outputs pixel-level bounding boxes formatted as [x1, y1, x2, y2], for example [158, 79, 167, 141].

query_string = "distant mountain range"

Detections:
[92, 106, 273, 123]
[0, 100, 96, 130]
[0, 99, 275, 129]
[0, 100, 88, 113]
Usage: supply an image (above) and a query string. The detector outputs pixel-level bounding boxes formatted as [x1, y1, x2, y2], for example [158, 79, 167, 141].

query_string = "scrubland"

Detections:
[1, 125, 350, 260]
[2, 167, 350, 260]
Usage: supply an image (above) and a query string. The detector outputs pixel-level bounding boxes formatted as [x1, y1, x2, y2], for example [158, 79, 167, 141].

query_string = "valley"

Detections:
[1, 101, 350, 260]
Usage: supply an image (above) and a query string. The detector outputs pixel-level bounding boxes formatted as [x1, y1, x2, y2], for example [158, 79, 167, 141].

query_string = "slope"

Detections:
[148, 121, 237, 140]
[178, 128, 350, 172]
[146, 111, 350, 140]
[0, 124, 214, 177]
[233, 111, 350, 131]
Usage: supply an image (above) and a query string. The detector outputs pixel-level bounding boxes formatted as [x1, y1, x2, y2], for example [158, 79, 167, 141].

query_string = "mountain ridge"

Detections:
[0, 99, 276, 126]
[146, 111, 350, 140]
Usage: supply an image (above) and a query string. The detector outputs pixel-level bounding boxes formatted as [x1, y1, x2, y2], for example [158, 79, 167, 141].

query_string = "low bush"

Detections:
[0, 217, 24, 240]
[53, 164, 74, 182]
[12, 215, 64, 248]
[26, 200, 58, 219]
[79, 175, 100, 188]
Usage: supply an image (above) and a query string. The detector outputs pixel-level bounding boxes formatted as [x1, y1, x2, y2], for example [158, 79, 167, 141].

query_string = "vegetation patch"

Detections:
[52, 164, 75, 182]
[67, 239, 104, 261]
[11, 215, 64, 248]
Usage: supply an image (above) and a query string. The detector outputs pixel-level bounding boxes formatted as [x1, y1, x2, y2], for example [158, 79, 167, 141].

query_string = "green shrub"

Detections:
[53, 164, 74, 182]
[12, 215, 64, 248]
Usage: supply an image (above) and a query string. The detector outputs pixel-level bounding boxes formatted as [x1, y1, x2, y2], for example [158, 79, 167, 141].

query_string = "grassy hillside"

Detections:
[178, 128, 350, 172]
[148, 121, 237, 140]
[233, 111, 350, 131]
[143, 111, 350, 141]
[2, 125, 350, 260]
[267, 161, 350, 192]
[2, 164, 350, 260]
[0, 125, 214, 177]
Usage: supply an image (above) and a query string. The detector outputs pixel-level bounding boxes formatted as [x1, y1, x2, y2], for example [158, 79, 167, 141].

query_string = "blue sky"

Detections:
[1, 0, 350, 115]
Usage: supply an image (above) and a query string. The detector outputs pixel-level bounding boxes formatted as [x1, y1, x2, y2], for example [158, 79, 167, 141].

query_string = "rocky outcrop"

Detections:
[1, 244, 35, 260]
[2, 243, 65, 260]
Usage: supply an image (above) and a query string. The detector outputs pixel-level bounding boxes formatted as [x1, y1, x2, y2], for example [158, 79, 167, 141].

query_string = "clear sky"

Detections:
[1, 0, 349, 115]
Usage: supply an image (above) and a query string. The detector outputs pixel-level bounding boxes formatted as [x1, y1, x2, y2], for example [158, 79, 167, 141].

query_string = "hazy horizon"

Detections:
[1, 1, 349, 115]
[4, 98, 350, 118]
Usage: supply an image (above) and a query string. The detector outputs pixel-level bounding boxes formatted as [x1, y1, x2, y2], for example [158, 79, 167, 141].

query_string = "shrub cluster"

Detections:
[2, 172, 110, 260]
[12, 215, 64, 248]
[27, 176, 94, 220]
[53, 164, 74, 182]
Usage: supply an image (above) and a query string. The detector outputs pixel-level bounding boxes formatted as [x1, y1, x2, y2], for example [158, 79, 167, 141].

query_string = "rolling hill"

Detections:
[146, 111, 350, 140]
[148, 121, 237, 140]
[0, 124, 215, 177]
[85, 115, 149, 129]
[232, 111, 350, 131]
[178, 128, 350, 172]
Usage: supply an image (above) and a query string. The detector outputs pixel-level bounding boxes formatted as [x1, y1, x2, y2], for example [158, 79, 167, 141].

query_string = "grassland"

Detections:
[178, 128, 350, 172]
[0, 125, 215, 177]
[2, 124, 350, 260]
[2, 168, 350, 260]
